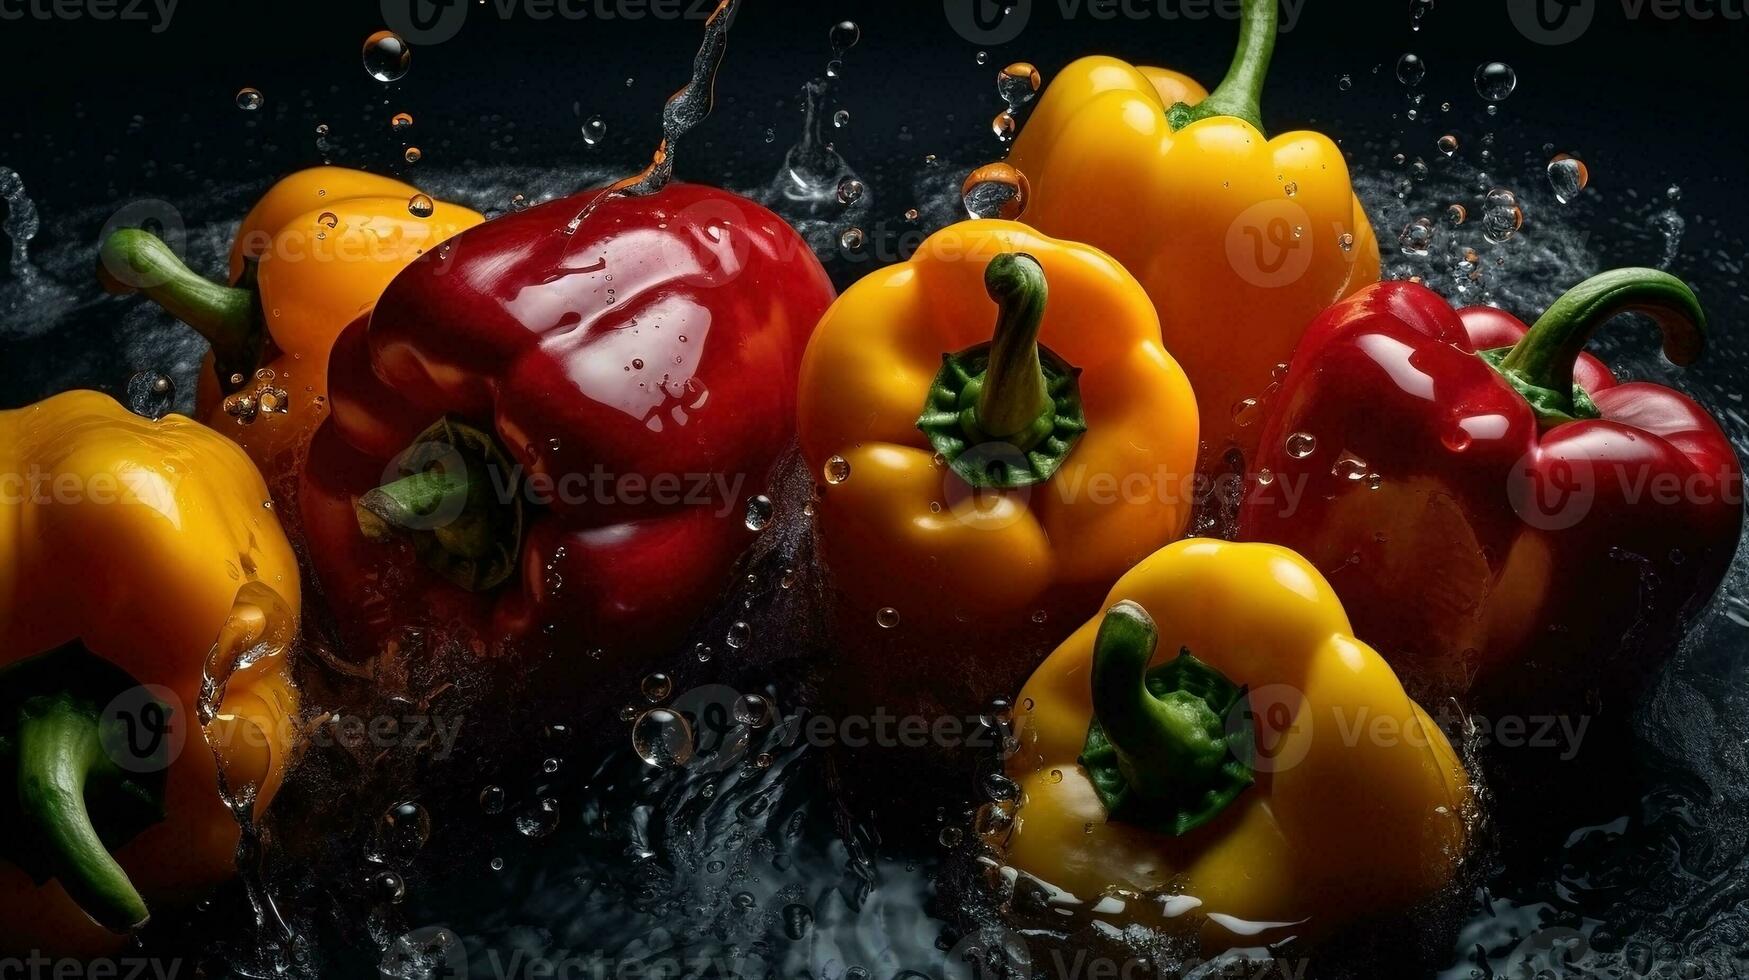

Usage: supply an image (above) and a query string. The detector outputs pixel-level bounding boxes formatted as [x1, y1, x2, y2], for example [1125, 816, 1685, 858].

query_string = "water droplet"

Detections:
[370, 871, 407, 905]
[975, 50, 989, 65]
[1546, 153, 1589, 204]
[726, 621, 752, 649]
[783, 903, 815, 940]
[235, 87, 264, 111]
[744, 494, 774, 531]
[1283, 181, 1298, 197]
[1337, 73, 1353, 91]
[632, 709, 694, 768]
[1331, 452, 1370, 481]
[379, 801, 431, 856]
[1474, 61, 1516, 102]
[991, 110, 1017, 142]
[836, 177, 864, 205]
[379, 927, 464, 979]
[641, 672, 673, 703]
[1445, 203, 1468, 225]
[1338, 232, 1355, 251]
[403, 146, 422, 164]
[839, 227, 865, 251]
[1398, 216, 1434, 255]
[1285, 432, 1318, 459]
[407, 193, 434, 218]
[1667, 183, 1683, 202]
[1437, 134, 1458, 156]
[1231, 397, 1263, 427]
[694, 643, 713, 663]
[823, 454, 851, 484]
[581, 116, 607, 146]
[1482, 187, 1524, 244]
[509, 193, 530, 212]
[734, 694, 774, 728]
[391, 111, 414, 131]
[876, 607, 901, 629]
[1396, 53, 1426, 87]
[832, 108, 850, 129]
[362, 31, 412, 83]
[961, 162, 1030, 220]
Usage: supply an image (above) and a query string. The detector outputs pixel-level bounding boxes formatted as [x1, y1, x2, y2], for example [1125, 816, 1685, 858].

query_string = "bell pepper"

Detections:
[997, 539, 1468, 945]
[1237, 270, 1743, 706]
[97, 166, 483, 499]
[0, 391, 301, 954]
[298, 181, 834, 670]
[797, 221, 1197, 716]
[1006, 0, 1379, 467]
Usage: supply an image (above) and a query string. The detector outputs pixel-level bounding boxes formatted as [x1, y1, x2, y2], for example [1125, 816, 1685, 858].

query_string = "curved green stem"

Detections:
[1082, 601, 1254, 836]
[16, 697, 151, 932]
[975, 253, 1051, 441]
[98, 228, 263, 390]
[356, 417, 525, 592]
[1501, 268, 1706, 394]
[1167, 0, 1277, 133]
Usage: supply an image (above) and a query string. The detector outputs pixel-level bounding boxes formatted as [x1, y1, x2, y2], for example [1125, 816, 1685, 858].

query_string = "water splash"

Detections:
[0, 166, 40, 271]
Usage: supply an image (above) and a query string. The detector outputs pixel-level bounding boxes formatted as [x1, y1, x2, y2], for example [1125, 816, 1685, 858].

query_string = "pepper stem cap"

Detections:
[1167, 0, 1277, 133]
[97, 228, 264, 393]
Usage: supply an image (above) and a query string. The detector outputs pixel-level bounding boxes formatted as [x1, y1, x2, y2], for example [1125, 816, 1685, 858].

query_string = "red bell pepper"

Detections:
[299, 182, 834, 670]
[1238, 269, 1742, 706]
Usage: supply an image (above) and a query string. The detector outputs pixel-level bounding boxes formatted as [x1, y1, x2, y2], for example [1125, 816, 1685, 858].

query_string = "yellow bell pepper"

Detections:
[0, 391, 301, 955]
[1007, 0, 1380, 466]
[97, 166, 483, 499]
[997, 540, 1468, 946]
[798, 220, 1197, 714]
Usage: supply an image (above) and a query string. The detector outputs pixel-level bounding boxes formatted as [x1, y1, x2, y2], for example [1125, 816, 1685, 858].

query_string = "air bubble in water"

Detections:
[823, 454, 851, 484]
[744, 494, 774, 530]
[1338, 74, 1353, 91]
[1285, 432, 1318, 459]
[961, 163, 1030, 220]
[1398, 217, 1434, 256]
[876, 607, 901, 629]
[734, 694, 773, 727]
[379, 927, 465, 980]
[1396, 53, 1426, 87]
[391, 112, 414, 131]
[998, 63, 1042, 106]
[1446, 203, 1468, 225]
[407, 194, 434, 218]
[641, 672, 673, 702]
[379, 801, 431, 856]
[403, 146, 422, 164]
[632, 709, 694, 768]
[836, 177, 864, 205]
[1437, 134, 1458, 156]
[991, 111, 1017, 141]
[1474, 62, 1516, 102]
[1482, 188, 1523, 243]
[839, 227, 865, 251]
[1547, 153, 1589, 204]
[363, 31, 412, 83]
[235, 87, 264, 111]
[828, 20, 861, 52]
[514, 798, 561, 838]
[582, 117, 607, 146]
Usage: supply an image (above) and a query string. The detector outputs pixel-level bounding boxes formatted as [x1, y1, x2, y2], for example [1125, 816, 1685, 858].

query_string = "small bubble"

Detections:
[407, 194, 434, 218]
[478, 785, 506, 815]
[403, 146, 422, 164]
[1396, 53, 1426, 87]
[1482, 187, 1524, 244]
[581, 117, 607, 146]
[1337, 73, 1353, 91]
[961, 162, 1030, 220]
[836, 177, 864, 206]
[1474, 62, 1517, 102]
[998, 63, 1042, 106]
[235, 87, 264, 111]
[1398, 217, 1434, 255]
[391, 111, 413, 131]
[876, 607, 901, 629]
[991, 110, 1017, 142]
[631, 709, 694, 768]
[833, 108, 850, 129]
[976, 50, 989, 65]
[641, 672, 673, 702]
[839, 227, 865, 251]
[734, 694, 774, 728]
[1437, 134, 1458, 156]
[1445, 203, 1468, 225]
[1547, 153, 1589, 204]
[1285, 432, 1318, 459]
[362, 31, 412, 83]
[726, 621, 751, 649]
[1338, 232, 1355, 251]
[823, 455, 851, 484]
[514, 798, 561, 839]
[744, 494, 774, 531]
[828, 20, 861, 52]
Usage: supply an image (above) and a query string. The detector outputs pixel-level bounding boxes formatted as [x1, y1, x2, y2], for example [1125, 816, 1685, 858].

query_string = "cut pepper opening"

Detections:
[97, 228, 265, 395]
[916, 252, 1086, 489]
[0, 643, 168, 933]
[1167, 0, 1277, 134]
[1483, 268, 1707, 429]
[355, 416, 526, 592]
[1079, 600, 1255, 837]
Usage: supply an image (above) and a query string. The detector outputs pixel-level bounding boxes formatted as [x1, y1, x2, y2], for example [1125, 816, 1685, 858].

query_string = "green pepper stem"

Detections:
[98, 228, 263, 388]
[1499, 268, 1707, 402]
[1169, 0, 1276, 133]
[1089, 601, 1183, 800]
[16, 697, 150, 933]
[975, 253, 1051, 441]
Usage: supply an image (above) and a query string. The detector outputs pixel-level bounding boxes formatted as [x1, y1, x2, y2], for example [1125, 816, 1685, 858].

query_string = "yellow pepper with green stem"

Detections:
[0, 391, 301, 955]
[996, 540, 1468, 946]
[1007, 0, 1380, 466]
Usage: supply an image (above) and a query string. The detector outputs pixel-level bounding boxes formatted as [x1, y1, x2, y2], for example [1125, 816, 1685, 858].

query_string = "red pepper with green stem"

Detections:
[1238, 270, 1742, 710]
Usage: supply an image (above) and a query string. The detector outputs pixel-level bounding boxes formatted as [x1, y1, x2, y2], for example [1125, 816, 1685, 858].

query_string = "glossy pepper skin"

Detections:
[300, 182, 834, 669]
[998, 540, 1468, 946]
[798, 221, 1197, 716]
[98, 166, 483, 500]
[1007, 0, 1379, 466]
[0, 391, 301, 955]
[1238, 271, 1742, 705]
